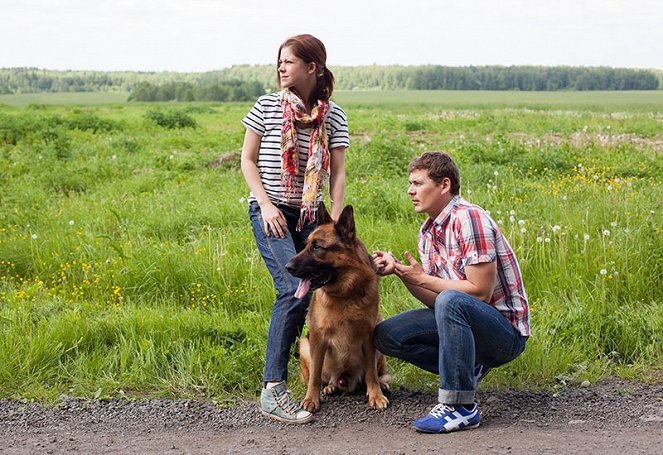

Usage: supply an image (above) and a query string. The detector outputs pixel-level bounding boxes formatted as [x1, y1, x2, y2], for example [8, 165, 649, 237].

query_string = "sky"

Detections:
[2, 0, 662, 72]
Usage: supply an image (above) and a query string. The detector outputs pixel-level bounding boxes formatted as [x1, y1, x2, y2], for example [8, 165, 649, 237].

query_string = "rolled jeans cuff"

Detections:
[439, 388, 475, 405]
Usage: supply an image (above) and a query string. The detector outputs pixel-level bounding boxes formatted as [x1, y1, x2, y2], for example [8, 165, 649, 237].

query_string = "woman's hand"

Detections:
[260, 201, 287, 238]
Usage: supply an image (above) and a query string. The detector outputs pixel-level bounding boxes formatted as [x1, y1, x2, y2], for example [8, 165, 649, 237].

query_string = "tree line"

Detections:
[1, 65, 660, 95]
[127, 80, 264, 102]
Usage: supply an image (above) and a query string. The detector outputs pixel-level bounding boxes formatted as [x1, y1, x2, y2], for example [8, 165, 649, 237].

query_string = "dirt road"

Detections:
[2, 379, 662, 454]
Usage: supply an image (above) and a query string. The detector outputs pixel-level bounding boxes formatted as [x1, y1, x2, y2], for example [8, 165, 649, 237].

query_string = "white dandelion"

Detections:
[583, 234, 590, 240]
[600, 269, 607, 275]
[603, 229, 611, 236]
[536, 237, 543, 243]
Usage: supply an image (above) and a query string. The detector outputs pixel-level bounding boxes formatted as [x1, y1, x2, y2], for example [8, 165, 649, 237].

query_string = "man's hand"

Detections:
[371, 251, 398, 276]
[393, 251, 427, 285]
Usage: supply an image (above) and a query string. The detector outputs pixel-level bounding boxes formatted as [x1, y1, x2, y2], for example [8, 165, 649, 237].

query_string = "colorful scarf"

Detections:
[280, 88, 330, 230]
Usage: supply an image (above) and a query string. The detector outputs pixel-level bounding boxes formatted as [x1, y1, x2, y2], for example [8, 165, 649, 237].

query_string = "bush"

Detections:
[145, 110, 198, 129]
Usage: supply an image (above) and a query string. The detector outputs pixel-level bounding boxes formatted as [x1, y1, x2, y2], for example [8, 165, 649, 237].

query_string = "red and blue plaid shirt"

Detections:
[418, 196, 530, 336]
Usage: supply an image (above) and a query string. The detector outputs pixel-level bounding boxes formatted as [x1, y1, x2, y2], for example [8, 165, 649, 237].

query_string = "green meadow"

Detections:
[0, 91, 661, 402]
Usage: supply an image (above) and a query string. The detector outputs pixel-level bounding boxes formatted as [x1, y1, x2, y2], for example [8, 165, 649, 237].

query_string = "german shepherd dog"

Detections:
[286, 204, 390, 412]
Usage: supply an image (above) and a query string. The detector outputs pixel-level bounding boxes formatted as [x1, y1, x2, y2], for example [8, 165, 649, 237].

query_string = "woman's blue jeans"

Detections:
[374, 290, 527, 404]
[248, 202, 317, 384]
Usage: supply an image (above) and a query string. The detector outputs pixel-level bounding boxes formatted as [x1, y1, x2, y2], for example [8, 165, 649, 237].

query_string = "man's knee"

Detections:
[373, 320, 394, 354]
[434, 289, 471, 321]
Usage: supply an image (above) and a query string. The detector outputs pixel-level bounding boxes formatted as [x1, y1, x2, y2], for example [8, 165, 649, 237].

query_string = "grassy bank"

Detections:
[0, 93, 661, 401]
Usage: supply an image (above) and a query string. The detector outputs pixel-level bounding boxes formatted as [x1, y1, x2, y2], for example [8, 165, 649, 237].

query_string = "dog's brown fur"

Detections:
[286, 204, 390, 412]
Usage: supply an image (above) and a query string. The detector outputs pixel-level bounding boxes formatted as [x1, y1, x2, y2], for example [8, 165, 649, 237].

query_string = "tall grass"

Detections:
[0, 95, 661, 401]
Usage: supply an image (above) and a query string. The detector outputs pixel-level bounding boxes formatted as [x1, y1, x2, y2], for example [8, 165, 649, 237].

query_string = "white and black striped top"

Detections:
[242, 92, 350, 207]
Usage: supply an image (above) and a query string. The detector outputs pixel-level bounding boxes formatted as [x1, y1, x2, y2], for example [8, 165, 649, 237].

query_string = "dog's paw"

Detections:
[322, 384, 337, 395]
[368, 392, 389, 410]
[301, 396, 321, 412]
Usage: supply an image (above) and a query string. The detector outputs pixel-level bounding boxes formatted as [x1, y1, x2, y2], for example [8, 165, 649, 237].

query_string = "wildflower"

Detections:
[562, 195, 567, 201]
[536, 237, 543, 243]
[111, 155, 117, 160]
[518, 220, 525, 226]
[216, 267, 221, 272]
[32, 234, 38, 239]
[520, 228, 526, 234]
[552, 225, 561, 233]
[169, 155, 174, 159]
[509, 210, 515, 216]
[607, 185, 613, 191]
[466, 189, 472, 194]
[615, 177, 621, 183]
[69, 220, 75, 226]
[610, 221, 617, 228]
[583, 234, 590, 240]
[498, 220, 503, 225]
[600, 269, 607, 275]
[603, 230, 610, 236]
[545, 238, 551, 243]
[494, 171, 499, 176]
[509, 216, 515, 223]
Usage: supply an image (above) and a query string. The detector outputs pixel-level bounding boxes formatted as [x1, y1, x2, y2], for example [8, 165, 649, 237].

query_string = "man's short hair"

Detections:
[408, 151, 460, 195]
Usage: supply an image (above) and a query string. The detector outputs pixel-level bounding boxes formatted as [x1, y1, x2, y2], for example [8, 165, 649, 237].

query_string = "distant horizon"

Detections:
[3, 63, 663, 74]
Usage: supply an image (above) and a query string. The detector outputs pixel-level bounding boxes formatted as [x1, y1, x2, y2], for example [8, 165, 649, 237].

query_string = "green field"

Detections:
[0, 91, 130, 106]
[3, 89, 663, 111]
[0, 92, 661, 402]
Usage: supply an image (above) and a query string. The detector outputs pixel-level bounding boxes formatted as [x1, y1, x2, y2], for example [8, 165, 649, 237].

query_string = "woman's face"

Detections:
[278, 46, 316, 92]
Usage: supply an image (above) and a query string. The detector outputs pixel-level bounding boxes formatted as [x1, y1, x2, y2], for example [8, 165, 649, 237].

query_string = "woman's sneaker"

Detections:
[412, 403, 481, 433]
[260, 382, 313, 424]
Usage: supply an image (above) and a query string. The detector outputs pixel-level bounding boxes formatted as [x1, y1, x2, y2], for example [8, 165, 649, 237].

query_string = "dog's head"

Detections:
[286, 202, 359, 298]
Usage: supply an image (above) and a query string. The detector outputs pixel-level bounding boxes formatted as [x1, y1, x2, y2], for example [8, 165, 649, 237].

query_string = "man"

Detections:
[372, 151, 530, 433]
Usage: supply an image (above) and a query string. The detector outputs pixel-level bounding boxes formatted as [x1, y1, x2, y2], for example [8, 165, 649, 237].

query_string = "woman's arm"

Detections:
[240, 129, 287, 238]
[328, 146, 347, 221]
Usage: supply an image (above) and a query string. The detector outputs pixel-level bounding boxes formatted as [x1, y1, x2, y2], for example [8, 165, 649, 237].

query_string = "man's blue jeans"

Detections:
[249, 202, 317, 384]
[374, 290, 527, 404]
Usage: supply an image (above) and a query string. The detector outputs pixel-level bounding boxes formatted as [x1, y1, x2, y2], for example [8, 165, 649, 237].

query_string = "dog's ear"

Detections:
[335, 205, 356, 240]
[318, 201, 334, 225]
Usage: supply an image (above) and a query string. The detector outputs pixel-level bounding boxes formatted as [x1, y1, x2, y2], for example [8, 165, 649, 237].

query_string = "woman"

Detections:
[240, 34, 349, 424]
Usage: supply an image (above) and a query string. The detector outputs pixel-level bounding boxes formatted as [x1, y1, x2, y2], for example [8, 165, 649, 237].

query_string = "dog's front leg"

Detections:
[301, 332, 326, 412]
[363, 335, 389, 409]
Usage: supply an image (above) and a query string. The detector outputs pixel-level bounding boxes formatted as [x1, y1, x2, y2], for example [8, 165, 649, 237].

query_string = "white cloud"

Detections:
[1, 0, 661, 71]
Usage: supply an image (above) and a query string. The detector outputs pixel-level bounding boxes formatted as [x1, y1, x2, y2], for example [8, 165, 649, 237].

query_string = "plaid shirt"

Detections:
[418, 196, 530, 336]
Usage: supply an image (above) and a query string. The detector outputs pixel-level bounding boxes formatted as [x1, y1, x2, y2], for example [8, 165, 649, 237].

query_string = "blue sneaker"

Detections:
[474, 364, 491, 385]
[413, 403, 481, 433]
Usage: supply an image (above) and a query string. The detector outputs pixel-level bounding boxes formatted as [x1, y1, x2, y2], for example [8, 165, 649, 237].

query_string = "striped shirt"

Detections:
[418, 196, 530, 336]
[242, 92, 350, 207]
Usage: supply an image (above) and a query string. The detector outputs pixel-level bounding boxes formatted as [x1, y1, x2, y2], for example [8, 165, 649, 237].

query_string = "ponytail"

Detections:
[315, 66, 335, 102]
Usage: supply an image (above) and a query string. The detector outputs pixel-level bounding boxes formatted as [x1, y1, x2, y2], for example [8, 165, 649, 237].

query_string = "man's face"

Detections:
[407, 169, 448, 219]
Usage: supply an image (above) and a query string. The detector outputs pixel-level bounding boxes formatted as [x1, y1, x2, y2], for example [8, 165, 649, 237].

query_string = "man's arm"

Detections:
[394, 251, 497, 308]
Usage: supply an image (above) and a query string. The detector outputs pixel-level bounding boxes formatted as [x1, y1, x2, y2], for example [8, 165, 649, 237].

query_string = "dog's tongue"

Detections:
[294, 279, 311, 299]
